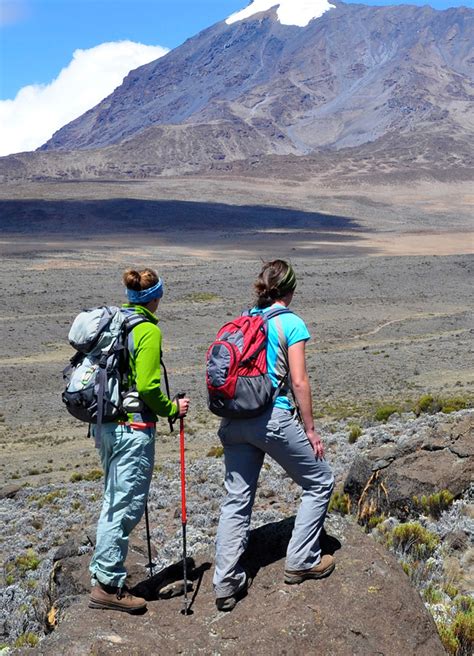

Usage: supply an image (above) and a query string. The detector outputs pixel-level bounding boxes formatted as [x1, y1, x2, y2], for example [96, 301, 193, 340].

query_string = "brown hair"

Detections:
[254, 259, 297, 309]
[123, 267, 159, 292]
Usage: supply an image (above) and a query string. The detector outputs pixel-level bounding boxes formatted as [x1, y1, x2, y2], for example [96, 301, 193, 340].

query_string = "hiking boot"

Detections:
[89, 583, 147, 613]
[216, 574, 250, 612]
[284, 554, 336, 585]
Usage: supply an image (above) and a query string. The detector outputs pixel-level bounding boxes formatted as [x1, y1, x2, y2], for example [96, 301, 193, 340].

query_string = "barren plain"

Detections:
[0, 177, 472, 488]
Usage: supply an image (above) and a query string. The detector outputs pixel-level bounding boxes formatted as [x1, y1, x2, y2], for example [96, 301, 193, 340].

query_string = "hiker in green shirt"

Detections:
[89, 267, 190, 613]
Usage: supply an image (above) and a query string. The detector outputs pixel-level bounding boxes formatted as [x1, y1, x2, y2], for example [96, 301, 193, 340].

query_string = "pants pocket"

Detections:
[266, 418, 287, 443]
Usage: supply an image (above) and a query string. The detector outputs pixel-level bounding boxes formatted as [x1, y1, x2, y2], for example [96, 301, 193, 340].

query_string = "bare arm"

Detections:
[288, 340, 324, 458]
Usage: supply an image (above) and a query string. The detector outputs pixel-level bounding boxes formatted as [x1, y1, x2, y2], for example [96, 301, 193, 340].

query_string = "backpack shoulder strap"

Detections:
[263, 307, 293, 322]
[123, 313, 149, 333]
[241, 307, 293, 321]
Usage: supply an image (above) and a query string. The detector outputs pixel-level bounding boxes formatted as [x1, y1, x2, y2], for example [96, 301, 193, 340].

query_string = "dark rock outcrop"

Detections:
[29, 517, 446, 655]
[344, 413, 473, 520]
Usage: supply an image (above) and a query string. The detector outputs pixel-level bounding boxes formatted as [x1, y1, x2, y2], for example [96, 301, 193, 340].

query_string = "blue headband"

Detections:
[126, 278, 164, 303]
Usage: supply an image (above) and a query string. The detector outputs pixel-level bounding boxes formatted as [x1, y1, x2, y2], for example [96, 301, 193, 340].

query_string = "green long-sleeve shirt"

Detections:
[123, 304, 177, 422]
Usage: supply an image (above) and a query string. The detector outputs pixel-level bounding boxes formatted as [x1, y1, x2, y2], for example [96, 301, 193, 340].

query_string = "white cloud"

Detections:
[226, 0, 335, 28]
[0, 40, 169, 156]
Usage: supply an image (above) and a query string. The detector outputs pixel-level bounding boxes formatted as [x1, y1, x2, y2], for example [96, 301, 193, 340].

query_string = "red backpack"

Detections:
[206, 308, 292, 418]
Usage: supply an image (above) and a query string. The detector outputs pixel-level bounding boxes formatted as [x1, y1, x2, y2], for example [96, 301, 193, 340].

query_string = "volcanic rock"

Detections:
[344, 412, 473, 520]
[29, 517, 445, 655]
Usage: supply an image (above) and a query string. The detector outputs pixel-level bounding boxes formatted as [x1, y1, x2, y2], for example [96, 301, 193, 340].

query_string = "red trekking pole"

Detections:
[178, 394, 191, 615]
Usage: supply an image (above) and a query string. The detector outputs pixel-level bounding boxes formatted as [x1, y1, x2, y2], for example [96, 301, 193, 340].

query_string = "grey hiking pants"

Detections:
[213, 407, 334, 597]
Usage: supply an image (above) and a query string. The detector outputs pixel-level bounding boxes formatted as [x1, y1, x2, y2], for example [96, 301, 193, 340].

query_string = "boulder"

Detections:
[0, 484, 22, 500]
[27, 516, 445, 656]
[344, 412, 473, 520]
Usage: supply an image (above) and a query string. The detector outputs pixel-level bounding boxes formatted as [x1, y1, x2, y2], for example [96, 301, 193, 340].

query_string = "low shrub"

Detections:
[16, 549, 40, 575]
[374, 405, 399, 422]
[367, 513, 386, 530]
[6, 549, 41, 583]
[414, 394, 441, 417]
[14, 633, 39, 648]
[437, 600, 474, 656]
[441, 397, 468, 414]
[385, 522, 439, 560]
[207, 446, 224, 458]
[423, 584, 443, 604]
[414, 394, 469, 417]
[413, 489, 455, 519]
[328, 490, 351, 515]
[71, 468, 102, 482]
[348, 423, 362, 443]
[83, 468, 103, 481]
[35, 489, 66, 508]
[444, 583, 459, 599]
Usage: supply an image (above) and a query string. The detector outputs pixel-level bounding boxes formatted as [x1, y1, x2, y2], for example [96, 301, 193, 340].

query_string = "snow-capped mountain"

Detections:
[2, 1, 472, 181]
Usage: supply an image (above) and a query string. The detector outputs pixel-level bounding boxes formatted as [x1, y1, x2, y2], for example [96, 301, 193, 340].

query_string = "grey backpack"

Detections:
[62, 306, 147, 445]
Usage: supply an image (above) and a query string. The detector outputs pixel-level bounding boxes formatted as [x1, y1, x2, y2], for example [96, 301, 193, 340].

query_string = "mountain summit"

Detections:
[5, 1, 473, 181]
[226, 0, 336, 27]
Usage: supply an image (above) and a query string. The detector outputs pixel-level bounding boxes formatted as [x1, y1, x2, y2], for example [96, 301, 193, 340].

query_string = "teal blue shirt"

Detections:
[250, 303, 310, 410]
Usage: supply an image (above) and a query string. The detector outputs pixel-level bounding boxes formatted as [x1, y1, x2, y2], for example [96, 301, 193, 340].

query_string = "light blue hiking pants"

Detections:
[213, 407, 334, 598]
[89, 423, 155, 588]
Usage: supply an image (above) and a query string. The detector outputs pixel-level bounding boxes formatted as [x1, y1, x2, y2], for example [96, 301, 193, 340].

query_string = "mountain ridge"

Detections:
[1, 2, 472, 182]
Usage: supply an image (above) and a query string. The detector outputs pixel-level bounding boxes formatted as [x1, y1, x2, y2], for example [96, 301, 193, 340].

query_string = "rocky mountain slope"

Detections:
[1, 1, 472, 182]
[2, 410, 472, 654]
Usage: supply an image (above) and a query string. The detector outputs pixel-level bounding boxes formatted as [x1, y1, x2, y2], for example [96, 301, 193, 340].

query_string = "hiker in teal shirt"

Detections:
[213, 260, 335, 611]
[89, 267, 190, 614]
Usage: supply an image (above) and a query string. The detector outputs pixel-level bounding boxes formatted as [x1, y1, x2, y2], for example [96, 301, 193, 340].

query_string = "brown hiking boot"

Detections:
[216, 573, 251, 612]
[89, 583, 147, 613]
[284, 554, 336, 585]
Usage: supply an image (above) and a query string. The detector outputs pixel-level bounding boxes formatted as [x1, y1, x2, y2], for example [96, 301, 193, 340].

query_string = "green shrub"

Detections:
[455, 597, 473, 613]
[35, 489, 66, 508]
[414, 394, 441, 417]
[413, 489, 455, 519]
[441, 397, 468, 414]
[437, 603, 474, 656]
[367, 513, 386, 530]
[207, 446, 224, 458]
[414, 394, 469, 416]
[374, 405, 399, 422]
[401, 562, 412, 577]
[443, 583, 459, 599]
[8, 549, 41, 579]
[328, 490, 351, 515]
[386, 522, 439, 559]
[423, 584, 443, 604]
[437, 621, 459, 655]
[348, 423, 362, 443]
[14, 633, 40, 648]
[83, 468, 103, 481]
[70, 472, 83, 482]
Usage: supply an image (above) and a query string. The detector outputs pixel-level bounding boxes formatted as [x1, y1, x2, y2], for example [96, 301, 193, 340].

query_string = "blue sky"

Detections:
[0, 0, 471, 156]
[1, 0, 470, 99]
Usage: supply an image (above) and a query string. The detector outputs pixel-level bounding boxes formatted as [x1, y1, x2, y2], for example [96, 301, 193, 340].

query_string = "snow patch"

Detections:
[226, 0, 335, 28]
